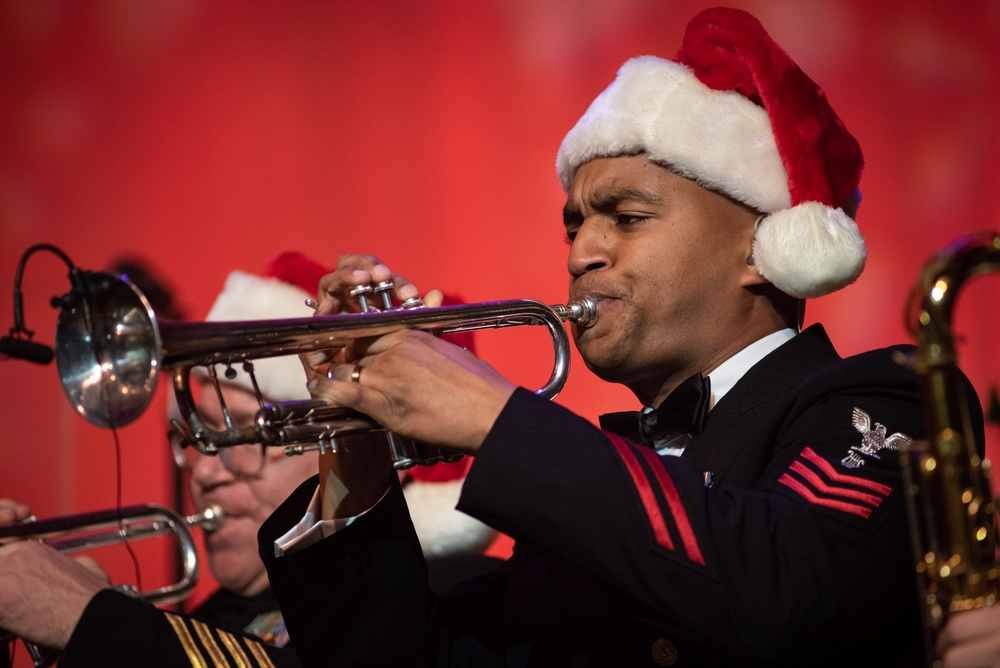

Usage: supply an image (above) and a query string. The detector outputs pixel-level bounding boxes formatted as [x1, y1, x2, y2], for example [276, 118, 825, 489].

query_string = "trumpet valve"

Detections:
[401, 297, 424, 309]
[349, 284, 375, 312]
[373, 281, 395, 310]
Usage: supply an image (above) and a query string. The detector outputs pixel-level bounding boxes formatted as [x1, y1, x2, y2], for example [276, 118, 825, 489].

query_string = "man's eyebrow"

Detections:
[563, 187, 664, 225]
[593, 187, 664, 208]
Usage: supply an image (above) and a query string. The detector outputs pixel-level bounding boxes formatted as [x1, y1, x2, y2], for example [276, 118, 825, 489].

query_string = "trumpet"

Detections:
[52, 270, 597, 467]
[0, 503, 222, 605]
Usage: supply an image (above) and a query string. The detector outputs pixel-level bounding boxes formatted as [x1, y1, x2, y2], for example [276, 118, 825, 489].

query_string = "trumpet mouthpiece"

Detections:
[191, 504, 224, 533]
[568, 295, 599, 328]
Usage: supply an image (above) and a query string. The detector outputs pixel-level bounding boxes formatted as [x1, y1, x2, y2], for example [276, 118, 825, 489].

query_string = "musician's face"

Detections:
[563, 155, 763, 406]
[187, 383, 316, 597]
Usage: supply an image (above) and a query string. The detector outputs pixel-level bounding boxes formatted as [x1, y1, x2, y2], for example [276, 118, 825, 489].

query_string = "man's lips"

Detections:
[570, 290, 615, 304]
[570, 292, 620, 318]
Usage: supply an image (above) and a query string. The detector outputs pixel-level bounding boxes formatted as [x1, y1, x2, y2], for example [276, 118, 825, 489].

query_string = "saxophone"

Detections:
[900, 230, 1000, 661]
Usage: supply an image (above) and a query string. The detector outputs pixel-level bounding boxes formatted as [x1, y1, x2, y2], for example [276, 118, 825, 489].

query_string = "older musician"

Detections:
[256, 7, 984, 667]
[0, 256, 322, 667]
[0, 253, 498, 667]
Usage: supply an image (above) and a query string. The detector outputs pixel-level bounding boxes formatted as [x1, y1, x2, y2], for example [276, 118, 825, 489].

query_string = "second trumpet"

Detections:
[0, 503, 222, 605]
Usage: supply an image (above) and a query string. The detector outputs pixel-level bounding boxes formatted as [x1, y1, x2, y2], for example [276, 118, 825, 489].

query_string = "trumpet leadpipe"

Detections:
[0, 503, 223, 552]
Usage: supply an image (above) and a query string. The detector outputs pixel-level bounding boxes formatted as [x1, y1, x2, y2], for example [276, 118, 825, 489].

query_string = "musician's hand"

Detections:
[310, 329, 516, 452]
[0, 540, 110, 649]
[301, 253, 443, 388]
[936, 606, 1000, 667]
[0, 498, 32, 526]
[314, 254, 443, 316]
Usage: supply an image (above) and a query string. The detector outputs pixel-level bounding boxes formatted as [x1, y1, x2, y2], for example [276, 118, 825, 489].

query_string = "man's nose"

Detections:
[190, 450, 233, 486]
[567, 219, 612, 277]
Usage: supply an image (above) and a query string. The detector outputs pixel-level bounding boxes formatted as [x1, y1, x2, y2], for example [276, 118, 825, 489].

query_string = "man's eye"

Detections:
[563, 229, 578, 245]
[616, 214, 646, 226]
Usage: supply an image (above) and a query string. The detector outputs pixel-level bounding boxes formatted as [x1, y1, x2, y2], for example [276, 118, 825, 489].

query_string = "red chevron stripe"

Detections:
[635, 446, 706, 565]
[606, 432, 674, 551]
[788, 460, 885, 507]
[801, 447, 893, 495]
[779, 473, 873, 518]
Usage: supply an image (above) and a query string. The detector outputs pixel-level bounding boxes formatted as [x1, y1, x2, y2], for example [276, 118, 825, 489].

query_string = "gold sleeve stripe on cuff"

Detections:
[215, 629, 253, 668]
[190, 618, 233, 666]
[164, 614, 209, 668]
[244, 637, 277, 668]
[165, 611, 278, 668]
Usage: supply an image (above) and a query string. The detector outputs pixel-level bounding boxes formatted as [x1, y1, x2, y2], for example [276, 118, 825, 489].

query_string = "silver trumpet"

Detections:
[52, 271, 598, 468]
[0, 503, 222, 605]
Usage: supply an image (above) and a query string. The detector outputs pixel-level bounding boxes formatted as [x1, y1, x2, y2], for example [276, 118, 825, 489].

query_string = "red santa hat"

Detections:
[556, 7, 866, 299]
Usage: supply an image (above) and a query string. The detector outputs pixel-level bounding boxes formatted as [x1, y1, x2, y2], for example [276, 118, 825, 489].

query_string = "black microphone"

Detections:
[0, 336, 54, 365]
[2, 244, 77, 367]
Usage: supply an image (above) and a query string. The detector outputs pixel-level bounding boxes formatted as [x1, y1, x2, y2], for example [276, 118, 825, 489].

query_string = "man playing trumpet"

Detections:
[257, 8, 984, 667]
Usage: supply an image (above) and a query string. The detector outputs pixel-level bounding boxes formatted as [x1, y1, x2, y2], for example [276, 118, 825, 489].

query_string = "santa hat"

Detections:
[197, 258, 497, 556]
[194, 252, 329, 401]
[556, 7, 866, 299]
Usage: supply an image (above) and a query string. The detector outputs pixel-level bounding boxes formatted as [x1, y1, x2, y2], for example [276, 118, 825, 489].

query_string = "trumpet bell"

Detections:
[54, 271, 161, 429]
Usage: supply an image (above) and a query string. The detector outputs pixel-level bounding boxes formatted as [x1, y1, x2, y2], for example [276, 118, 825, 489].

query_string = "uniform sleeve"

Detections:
[259, 476, 514, 667]
[458, 383, 928, 661]
[259, 476, 444, 667]
[60, 589, 301, 668]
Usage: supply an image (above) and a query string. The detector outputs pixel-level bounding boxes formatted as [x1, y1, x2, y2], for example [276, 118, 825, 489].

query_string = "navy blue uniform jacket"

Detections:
[59, 587, 300, 667]
[259, 325, 985, 667]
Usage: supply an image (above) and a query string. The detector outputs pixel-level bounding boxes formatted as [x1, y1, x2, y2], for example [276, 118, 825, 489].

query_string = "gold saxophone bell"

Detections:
[0, 503, 222, 605]
[51, 271, 598, 469]
[899, 230, 1000, 664]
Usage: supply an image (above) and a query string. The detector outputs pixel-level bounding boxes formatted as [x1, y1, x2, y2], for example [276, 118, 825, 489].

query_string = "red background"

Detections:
[1, 0, 999, 643]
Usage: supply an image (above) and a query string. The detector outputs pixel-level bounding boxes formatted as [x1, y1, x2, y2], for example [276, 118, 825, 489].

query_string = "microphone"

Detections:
[2, 243, 77, 367]
[0, 336, 54, 365]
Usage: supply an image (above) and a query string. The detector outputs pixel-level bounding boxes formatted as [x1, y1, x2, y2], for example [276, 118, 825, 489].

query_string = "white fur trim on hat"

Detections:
[193, 270, 313, 402]
[557, 56, 790, 214]
[403, 479, 498, 558]
[753, 203, 866, 298]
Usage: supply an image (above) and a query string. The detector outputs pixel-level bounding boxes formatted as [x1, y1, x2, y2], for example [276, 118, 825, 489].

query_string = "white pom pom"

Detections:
[753, 202, 866, 298]
[403, 480, 498, 558]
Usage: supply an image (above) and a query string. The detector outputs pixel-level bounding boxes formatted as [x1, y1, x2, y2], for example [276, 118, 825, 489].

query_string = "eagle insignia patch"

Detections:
[841, 407, 913, 469]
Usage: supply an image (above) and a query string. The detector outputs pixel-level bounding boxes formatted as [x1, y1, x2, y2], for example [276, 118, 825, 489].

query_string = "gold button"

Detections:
[651, 637, 678, 666]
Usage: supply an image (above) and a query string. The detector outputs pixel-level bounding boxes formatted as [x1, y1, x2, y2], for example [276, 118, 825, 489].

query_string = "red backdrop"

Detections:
[2, 0, 999, 643]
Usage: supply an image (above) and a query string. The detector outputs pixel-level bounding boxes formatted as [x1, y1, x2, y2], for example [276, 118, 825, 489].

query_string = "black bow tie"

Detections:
[599, 373, 711, 449]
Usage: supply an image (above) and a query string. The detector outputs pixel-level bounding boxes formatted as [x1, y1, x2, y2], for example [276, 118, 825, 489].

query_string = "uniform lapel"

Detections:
[681, 325, 841, 486]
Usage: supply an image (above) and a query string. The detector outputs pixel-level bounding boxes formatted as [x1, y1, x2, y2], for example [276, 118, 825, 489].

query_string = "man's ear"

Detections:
[741, 252, 770, 287]
[740, 214, 769, 287]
